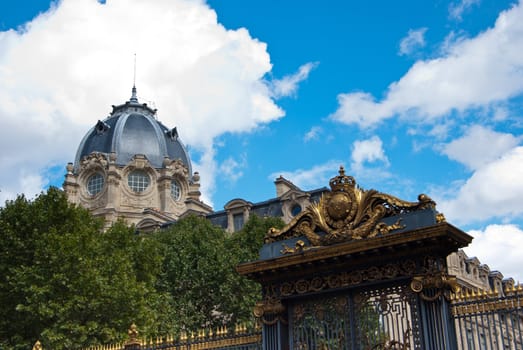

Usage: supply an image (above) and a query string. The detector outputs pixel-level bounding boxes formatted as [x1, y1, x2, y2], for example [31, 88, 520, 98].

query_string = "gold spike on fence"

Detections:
[72, 321, 261, 350]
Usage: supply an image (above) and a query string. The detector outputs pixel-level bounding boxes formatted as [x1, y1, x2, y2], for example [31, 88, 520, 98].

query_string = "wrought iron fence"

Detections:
[451, 288, 523, 350]
[137, 325, 262, 350]
[33, 286, 523, 350]
[36, 323, 263, 350]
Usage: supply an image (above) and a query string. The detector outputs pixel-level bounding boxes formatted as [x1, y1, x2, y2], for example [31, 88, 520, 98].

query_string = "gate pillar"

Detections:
[418, 293, 458, 349]
[238, 167, 472, 349]
[411, 269, 461, 349]
[253, 295, 289, 350]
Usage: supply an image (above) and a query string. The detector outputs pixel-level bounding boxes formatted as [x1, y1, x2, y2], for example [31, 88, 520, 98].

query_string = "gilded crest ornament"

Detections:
[266, 166, 436, 247]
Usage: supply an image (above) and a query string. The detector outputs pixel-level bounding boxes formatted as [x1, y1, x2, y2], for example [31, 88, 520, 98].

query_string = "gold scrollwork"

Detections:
[279, 260, 417, 297]
[253, 297, 287, 326]
[436, 213, 446, 223]
[266, 166, 437, 246]
[410, 272, 460, 301]
[124, 323, 141, 347]
[310, 277, 324, 292]
[370, 328, 411, 350]
[280, 239, 318, 255]
[372, 219, 406, 238]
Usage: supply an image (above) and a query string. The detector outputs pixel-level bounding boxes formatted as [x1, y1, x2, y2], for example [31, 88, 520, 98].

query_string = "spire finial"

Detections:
[130, 53, 138, 103]
[133, 53, 137, 87]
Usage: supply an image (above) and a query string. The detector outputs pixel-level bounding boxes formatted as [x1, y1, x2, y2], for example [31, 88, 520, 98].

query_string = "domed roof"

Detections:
[74, 87, 192, 173]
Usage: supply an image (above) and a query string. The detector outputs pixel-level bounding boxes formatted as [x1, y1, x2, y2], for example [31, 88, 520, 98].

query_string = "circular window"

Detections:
[128, 170, 150, 192]
[291, 204, 302, 216]
[87, 173, 104, 196]
[171, 180, 182, 201]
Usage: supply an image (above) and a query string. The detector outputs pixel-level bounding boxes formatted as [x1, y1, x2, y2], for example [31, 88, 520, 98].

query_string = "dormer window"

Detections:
[291, 203, 302, 216]
[95, 120, 110, 134]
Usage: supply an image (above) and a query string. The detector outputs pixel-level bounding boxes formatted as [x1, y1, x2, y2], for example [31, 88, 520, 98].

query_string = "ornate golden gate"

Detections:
[238, 167, 471, 350]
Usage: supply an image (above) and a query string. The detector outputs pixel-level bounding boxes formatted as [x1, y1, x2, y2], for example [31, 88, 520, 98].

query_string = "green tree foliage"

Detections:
[152, 215, 236, 333]
[152, 214, 284, 333]
[0, 188, 162, 350]
[223, 215, 285, 325]
[0, 189, 280, 348]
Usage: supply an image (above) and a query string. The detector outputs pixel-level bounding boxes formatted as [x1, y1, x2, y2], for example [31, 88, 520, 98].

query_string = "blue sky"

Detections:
[1, 0, 522, 280]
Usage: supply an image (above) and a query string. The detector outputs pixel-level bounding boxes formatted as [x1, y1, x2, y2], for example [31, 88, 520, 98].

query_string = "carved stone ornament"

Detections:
[266, 166, 436, 246]
[79, 152, 108, 171]
[163, 158, 189, 177]
[129, 154, 150, 169]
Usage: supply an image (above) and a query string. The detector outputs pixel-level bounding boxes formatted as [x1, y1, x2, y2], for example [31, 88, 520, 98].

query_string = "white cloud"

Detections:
[398, 28, 428, 56]
[0, 0, 284, 206]
[330, 1, 523, 128]
[269, 61, 318, 98]
[190, 147, 216, 206]
[303, 126, 322, 142]
[0, 170, 45, 204]
[465, 224, 523, 281]
[439, 30, 467, 55]
[351, 136, 389, 170]
[269, 139, 391, 194]
[449, 0, 480, 21]
[493, 106, 509, 121]
[269, 160, 342, 190]
[438, 146, 523, 224]
[441, 125, 521, 170]
[428, 121, 455, 139]
[219, 154, 247, 184]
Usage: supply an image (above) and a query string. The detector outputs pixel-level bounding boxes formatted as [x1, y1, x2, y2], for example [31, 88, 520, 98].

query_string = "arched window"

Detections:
[171, 180, 182, 201]
[87, 173, 104, 195]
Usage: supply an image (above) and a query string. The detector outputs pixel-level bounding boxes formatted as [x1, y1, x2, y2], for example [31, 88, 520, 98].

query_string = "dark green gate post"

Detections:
[418, 293, 459, 350]
[252, 294, 289, 350]
[411, 266, 461, 349]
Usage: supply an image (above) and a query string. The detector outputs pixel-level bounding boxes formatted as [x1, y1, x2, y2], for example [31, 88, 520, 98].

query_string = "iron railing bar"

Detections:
[502, 309, 510, 349]
[515, 292, 523, 350]
[485, 311, 494, 350]
[473, 304, 483, 350]
[454, 317, 463, 349]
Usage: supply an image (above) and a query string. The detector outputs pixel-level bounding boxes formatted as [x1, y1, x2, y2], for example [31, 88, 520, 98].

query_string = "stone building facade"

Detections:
[65, 88, 512, 292]
[207, 176, 326, 233]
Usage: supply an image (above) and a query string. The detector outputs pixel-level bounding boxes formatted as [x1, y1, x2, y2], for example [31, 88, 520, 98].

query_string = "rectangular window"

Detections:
[233, 213, 244, 231]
